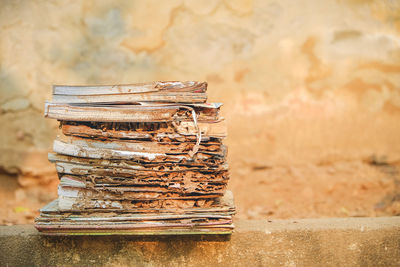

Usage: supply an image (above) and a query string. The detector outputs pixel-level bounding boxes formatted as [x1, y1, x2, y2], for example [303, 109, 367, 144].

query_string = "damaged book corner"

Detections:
[35, 81, 236, 235]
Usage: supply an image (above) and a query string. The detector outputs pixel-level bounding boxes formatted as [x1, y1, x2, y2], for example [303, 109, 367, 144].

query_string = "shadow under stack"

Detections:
[35, 81, 235, 235]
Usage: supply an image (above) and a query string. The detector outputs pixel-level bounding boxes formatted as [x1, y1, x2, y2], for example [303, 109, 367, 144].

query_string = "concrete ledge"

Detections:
[1, 217, 399, 266]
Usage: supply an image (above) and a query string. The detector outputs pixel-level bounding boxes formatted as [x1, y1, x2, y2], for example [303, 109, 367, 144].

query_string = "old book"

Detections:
[52, 81, 207, 104]
[35, 191, 234, 235]
[52, 139, 227, 161]
[61, 120, 227, 140]
[57, 186, 224, 204]
[41, 190, 235, 214]
[48, 153, 229, 171]
[44, 102, 221, 122]
[59, 174, 227, 190]
[54, 160, 228, 179]
[56, 135, 223, 155]
[53, 81, 207, 95]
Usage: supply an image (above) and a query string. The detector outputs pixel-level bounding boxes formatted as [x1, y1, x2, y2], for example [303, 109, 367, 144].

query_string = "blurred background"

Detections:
[1, 0, 400, 224]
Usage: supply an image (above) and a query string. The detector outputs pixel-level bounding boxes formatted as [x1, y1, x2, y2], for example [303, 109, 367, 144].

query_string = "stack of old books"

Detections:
[35, 81, 235, 235]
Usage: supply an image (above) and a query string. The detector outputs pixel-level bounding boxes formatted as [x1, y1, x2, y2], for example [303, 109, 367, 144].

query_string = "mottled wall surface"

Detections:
[0, 0, 399, 177]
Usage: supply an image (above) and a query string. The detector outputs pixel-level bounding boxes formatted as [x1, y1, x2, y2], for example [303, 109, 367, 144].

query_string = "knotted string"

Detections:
[174, 106, 202, 159]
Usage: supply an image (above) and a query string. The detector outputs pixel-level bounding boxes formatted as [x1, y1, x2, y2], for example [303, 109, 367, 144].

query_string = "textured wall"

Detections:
[0, 0, 399, 180]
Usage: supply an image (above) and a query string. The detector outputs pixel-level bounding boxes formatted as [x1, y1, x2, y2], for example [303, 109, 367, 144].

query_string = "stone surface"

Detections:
[0, 217, 399, 266]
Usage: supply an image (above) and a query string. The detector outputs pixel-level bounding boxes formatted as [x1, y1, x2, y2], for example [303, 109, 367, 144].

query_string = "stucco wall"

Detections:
[0, 0, 399, 178]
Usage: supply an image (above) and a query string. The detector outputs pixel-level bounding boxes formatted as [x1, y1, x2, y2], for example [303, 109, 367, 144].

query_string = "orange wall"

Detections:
[0, 0, 399, 175]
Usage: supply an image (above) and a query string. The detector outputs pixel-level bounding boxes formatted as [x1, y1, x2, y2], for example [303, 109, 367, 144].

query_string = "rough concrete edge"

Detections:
[1, 217, 399, 237]
[235, 216, 400, 233]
